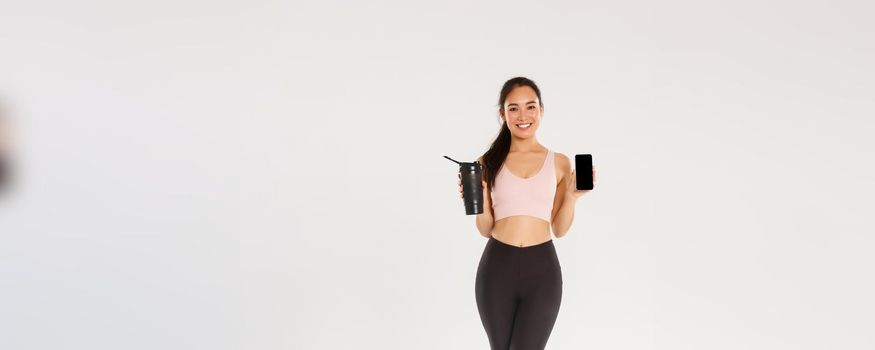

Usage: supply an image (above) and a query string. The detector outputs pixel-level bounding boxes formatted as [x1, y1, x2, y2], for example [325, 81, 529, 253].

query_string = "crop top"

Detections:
[490, 149, 557, 223]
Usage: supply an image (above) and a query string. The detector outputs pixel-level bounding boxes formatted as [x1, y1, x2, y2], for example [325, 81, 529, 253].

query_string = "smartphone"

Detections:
[575, 154, 593, 191]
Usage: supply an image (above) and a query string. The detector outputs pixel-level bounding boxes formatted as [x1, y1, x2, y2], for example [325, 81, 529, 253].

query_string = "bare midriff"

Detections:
[491, 216, 552, 247]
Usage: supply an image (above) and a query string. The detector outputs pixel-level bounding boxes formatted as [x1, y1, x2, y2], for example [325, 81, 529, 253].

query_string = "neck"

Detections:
[509, 137, 543, 153]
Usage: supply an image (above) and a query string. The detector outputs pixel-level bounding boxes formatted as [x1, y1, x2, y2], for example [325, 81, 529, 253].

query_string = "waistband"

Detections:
[487, 235, 554, 251]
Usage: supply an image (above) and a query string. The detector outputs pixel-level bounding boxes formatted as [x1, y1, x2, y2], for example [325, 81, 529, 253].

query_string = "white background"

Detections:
[1, 0, 873, 349]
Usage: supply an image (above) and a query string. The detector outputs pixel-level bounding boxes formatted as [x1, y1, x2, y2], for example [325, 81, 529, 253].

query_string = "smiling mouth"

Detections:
[516, 123, 532, 129]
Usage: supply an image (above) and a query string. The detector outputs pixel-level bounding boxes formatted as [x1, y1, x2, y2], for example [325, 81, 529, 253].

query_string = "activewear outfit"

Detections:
[475, 149, 563, 350]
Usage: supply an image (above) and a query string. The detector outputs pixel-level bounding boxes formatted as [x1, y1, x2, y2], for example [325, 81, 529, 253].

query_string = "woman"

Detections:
[457, 77, 595, 349]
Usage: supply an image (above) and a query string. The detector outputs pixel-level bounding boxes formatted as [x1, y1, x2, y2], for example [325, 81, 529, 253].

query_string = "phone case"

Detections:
[575, 154, 594, 190]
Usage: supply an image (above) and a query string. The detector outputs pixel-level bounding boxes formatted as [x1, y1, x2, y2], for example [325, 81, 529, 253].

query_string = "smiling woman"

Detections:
[460, 76, 592, 350]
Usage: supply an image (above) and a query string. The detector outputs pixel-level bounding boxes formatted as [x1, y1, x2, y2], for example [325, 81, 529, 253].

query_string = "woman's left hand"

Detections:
[566, 165, 596, 200]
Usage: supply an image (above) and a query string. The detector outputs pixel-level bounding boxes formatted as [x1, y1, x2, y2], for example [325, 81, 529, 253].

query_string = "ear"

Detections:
[498, 108, 505, 123]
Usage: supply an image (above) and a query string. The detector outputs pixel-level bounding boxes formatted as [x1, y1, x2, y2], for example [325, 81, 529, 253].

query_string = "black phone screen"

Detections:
[575, 154, 593, 190]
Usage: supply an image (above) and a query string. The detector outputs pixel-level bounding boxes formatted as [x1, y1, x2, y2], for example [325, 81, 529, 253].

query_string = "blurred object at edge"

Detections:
[0, 99, 11, 198]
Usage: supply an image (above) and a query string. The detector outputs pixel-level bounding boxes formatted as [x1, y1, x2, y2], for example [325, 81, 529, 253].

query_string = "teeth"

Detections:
[517, 123, 531, 128]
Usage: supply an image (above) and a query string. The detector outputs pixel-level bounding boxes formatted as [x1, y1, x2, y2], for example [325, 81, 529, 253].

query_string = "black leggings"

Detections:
[475, 236, 563, 350]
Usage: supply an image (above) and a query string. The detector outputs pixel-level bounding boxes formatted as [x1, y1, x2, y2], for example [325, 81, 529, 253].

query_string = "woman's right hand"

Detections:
[458, 173, 464, 199]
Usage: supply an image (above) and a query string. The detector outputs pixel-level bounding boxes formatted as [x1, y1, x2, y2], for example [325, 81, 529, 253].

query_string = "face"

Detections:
[500, 85, 543, 138]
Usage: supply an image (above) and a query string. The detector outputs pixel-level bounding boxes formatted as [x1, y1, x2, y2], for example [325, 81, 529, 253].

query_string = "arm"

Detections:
[475, 156, 494, 238]
[551, 153, 574, 238]
[475, 194, 494, 238]
[550, 152, 595, 238]
[551, 196, 576, 238]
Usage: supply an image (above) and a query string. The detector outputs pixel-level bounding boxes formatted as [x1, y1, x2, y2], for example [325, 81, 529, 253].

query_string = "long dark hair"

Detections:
[480, 77, 543, 193]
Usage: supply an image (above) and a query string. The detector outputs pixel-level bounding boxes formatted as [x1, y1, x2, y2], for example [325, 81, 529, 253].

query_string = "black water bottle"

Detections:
[445, 156, 484, 215]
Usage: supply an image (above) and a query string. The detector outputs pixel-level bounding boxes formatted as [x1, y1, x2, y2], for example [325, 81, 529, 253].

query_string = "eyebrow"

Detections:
[507, 100, 538, 107]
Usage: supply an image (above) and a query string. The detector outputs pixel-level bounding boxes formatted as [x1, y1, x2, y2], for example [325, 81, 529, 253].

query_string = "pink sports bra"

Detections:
[491, 149, 557, 223]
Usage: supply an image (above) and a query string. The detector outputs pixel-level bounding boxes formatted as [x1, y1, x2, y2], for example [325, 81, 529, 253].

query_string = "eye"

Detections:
[509, 107, 518, 112]
[527, 105, 536, 110]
